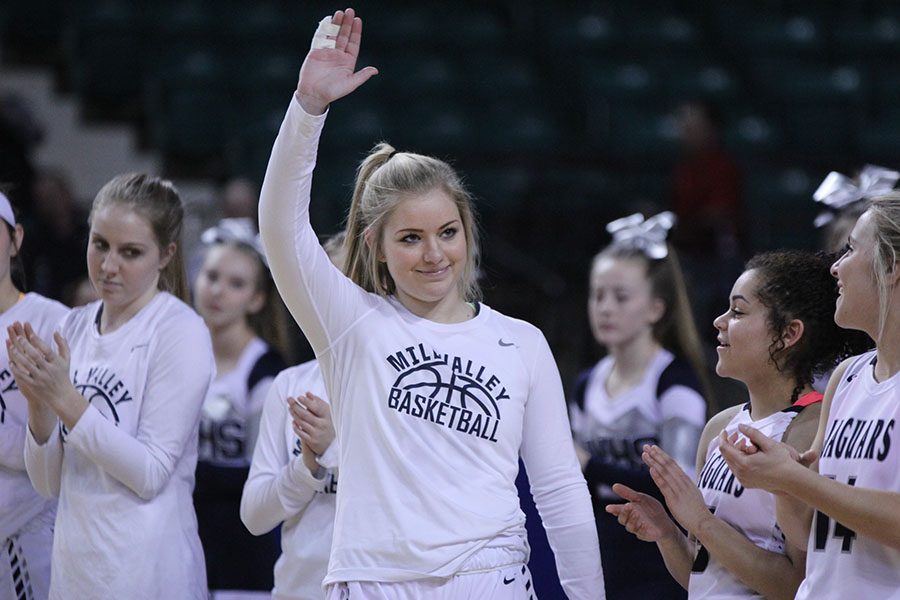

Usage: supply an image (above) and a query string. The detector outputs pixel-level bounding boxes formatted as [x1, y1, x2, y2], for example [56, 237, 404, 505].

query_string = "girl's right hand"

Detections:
[606, 483, 679, 543]
[296, 8, 378, 115]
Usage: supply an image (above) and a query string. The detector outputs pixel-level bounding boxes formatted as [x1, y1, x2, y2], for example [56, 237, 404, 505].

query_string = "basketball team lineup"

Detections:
[2, 7, 900, 600]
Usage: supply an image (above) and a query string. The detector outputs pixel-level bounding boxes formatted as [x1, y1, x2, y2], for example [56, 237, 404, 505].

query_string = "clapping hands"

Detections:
[287, 392, 335, 476]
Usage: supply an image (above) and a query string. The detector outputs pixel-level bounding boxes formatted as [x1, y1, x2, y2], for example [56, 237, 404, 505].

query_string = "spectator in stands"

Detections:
[222, 177, 260, 224]
[670, 101, 743, 342]
[0, 93, 43, 220]
[26, 169, 89, 303]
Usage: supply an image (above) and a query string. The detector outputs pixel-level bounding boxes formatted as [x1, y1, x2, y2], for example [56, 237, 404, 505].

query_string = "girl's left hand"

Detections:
[718, 424, 815, 494]
[642, 444, 713, 535]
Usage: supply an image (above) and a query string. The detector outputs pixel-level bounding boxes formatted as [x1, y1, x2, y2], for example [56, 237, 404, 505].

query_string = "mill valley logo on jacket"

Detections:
[61, 367, 134, 438]
[0, 368, 17, 424]
[385, 344, 510, 443]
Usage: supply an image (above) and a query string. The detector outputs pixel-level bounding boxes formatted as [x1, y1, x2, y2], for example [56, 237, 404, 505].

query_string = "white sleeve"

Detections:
[245, 376, 276, 459]
[6, 302, 71, 472]
[64, 315, 213, 501]
[241, 375, 326, 536]
[24, 423, 63, 498]
[519, 333, 605, 599]
[316, 438, 339, 470]
[0, 422, 26, 470]
[659, 385, 706, 478]
[258, 95, 374, 357]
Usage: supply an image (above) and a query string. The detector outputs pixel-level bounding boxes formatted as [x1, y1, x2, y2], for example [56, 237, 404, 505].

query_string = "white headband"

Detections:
[0, 192, 16, 228]
[606, 211, 676, 259]
[813, 164, 900, 227]
[201, 218, 268, 268]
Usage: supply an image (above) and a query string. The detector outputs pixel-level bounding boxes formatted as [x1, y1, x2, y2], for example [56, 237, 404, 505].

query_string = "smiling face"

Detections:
[376, 187, 468, 314]
[194, 244, 265, 333]
[87, 204, 173, 317]
[588, 256, 664, 349]
[831, 210, 880, 334]
[712, 269, 778, 382]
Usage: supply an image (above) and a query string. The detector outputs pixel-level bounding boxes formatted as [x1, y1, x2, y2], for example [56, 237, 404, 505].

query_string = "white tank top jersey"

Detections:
[570, 348, 707, 499]
[199, 336, 278, 467]
[690, 402, 811, 599]
[242, 360, 337, 600]
[24, 292, 215, 600]
[0, 293, 68, 541]
[796, 350, 900, 599]
[259, 97, 603, 598]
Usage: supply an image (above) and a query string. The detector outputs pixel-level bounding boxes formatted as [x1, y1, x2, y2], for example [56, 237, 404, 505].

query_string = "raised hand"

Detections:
[643, 444, 713, 535]
[606, 483, 680, 543]
[718, 425, 815, 494]
[296, 8, 378, 115]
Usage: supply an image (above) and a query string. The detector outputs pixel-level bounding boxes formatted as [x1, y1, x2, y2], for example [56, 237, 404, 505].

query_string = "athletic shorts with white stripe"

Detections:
[325, 564, 538, 600]
[1, 509, 53, 600]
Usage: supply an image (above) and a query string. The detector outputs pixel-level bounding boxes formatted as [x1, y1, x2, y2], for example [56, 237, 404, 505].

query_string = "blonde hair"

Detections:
[343, 143, 481, 301]
[866, 194, 900, 341]
[90, 173, 189, 302]
[594, 244, 716, 410]
[323, 230, 348, 272]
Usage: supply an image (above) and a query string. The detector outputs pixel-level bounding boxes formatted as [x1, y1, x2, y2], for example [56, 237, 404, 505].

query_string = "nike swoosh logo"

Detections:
[498, 339, 515, 347]
[503, 577, 516, 585]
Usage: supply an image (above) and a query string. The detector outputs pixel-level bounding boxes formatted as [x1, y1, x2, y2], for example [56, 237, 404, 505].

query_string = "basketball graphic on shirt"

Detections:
[69, 367, 135, 428]
[454, 375, 500, 417]
[392, 359, 500, 419]
[385, 347, 508, 443]
[393, 360, 445, 397]
[75, 383, 124, 424]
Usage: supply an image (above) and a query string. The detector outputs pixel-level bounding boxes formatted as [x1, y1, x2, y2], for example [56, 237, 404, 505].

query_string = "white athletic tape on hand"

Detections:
[311, 16, 339, 50]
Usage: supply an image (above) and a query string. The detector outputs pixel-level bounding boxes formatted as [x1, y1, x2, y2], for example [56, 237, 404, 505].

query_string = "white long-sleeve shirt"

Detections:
[24, 292, 214, 600]
[0, 293, 68, 541]
[259, 96, 603, 598]
[241, 360, 337, 600]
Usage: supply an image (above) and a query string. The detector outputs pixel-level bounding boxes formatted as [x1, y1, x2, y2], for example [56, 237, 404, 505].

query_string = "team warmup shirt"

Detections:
[241, 360, 338, 600]
[691, 401, 814, 599]
[24, 292, 214, 600]
[259, 96, 603, 598]
[570, 349, 705, 599]
[0, 294, 68, 542]
[796, 350, 900, 599]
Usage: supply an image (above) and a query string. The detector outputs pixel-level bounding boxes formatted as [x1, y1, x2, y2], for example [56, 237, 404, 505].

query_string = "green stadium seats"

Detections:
[745, 168, 819, 250]
[65, 1, 143, 116]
